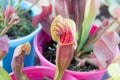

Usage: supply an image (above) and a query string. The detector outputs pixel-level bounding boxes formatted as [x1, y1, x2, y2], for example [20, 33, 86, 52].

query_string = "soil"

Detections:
[43, 40, 56, 65]
[34, 53, 41, 66]
[5, 8, 37, 40]
[43, 39, 98, 72]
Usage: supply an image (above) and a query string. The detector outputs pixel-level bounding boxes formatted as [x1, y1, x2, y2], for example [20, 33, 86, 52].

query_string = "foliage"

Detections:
[0, 0, 38, 39]
[0, 38, 31, 80]
[107, 54, 120, 80]
[102, 0, 120, 18]
[33, 0, 120, 80]
[11, 42, 31, 80]
[0, 36, 10, 79]
[0, 0, 38, 79]
[6, 8, 36, 39]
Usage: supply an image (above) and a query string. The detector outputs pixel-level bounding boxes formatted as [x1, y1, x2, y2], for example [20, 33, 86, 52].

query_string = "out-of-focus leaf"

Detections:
[107, 63, 120, 80]
[55, 0, 69, 18]
[32, 14, 40, 27]
[32, 4, 52, 25]
[82, 19, 111, 53]
[102, 0, 119, 6]
[93, 32, 120, 69]
[32, 4, 52, 36]
[39, 2, 52, 36]
[39, 5, 52, 21]
[71, 0, 85, 31]
[107, 54, 120, 80]
[0, 4, 2, 11]
[0, 13, 20, 36]
[13, 0, 22, 10]
[79, 32, 120, 69]
[40, 18, 51, 36]
[71, 0, 79, 30]
[112, 54, 120, 63]
[0, 66, 11, 80]
[109, 5, 120, 18]
[77, 0, 86, 40]
[32, 14, 51, 36]
[78, 0, 86, 27]
[36, 0, 50, 6]
[0, 36, 9, 60]
[77, 0, 101, 53]
[75, 52, 102, 69]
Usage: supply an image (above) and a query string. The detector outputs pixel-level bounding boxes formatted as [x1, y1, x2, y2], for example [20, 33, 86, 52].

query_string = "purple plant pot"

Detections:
[34, 29, 108, 80]
[10, 66, 77, 80]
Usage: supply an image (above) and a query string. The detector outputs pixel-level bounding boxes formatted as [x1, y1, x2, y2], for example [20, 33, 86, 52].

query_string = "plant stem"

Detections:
[0, 66, 11, 80]
[0, 13, 4, 21]
[2, 0, 5, 9]
[0, 13, 20, 36]
[54, 70, 63, 80]
[114, 19, 120, 32]
[21, 0, 39, 14]
[14, 0, 22, 11]
[0, 26, 10, 36]
[0, 20, 15, 36]
[9, 0, 13, 5]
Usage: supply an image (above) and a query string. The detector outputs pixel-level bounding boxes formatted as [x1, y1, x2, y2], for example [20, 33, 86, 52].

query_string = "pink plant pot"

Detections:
[34, 29, 108, 80]
[10, 66, 77, 80]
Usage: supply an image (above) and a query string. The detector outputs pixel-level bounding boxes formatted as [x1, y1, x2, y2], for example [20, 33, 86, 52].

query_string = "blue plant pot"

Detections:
[2, 0, 41, 73]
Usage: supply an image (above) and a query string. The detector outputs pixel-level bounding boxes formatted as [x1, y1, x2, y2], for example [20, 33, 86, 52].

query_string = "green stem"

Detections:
[0, 15, 4, 21]
[0, 26, 9, 36]
[21, 0, 39, 14]
[114, 19, 120, 32]
[2, 0, 5, 9]
[0, 20, 17, 36]
[9, 0, 13, 5]
[14, 0, 22, 11]
[0, 66, 11, 80]
[0, 22, 13, 36]
[54, 70, 63, 80]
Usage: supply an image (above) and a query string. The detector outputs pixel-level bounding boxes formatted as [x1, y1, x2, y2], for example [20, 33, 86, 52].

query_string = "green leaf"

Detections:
[13, 0, 22, 11]
[77, 0, 101, 53]
[108, 63, 120, 80]
[102, 0, 119, 6]
[0, 66, 11, 80]
[9, 0, 13, 5]
[0, 4, 2, 11]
